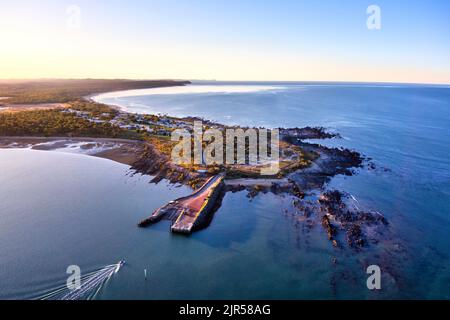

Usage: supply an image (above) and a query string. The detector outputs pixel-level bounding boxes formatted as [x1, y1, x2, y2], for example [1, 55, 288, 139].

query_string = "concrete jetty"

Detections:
[138, 175, 224, 234]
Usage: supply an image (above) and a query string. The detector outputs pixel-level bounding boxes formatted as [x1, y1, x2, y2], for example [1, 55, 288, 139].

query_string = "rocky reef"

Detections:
[318, 190, 389, 248]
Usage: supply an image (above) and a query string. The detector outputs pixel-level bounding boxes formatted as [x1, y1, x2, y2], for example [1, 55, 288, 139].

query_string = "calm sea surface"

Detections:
[1, 82, 449, 299]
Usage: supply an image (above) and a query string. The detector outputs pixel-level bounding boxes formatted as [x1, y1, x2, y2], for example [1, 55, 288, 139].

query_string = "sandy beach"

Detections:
[0, 136, 145, 166]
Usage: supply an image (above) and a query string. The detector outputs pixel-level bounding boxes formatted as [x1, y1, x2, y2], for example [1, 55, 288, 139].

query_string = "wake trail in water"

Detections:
[37, 261, 124, 300]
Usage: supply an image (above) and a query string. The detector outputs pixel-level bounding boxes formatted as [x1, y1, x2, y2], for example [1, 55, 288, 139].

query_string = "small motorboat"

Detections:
[115, 260, 125, 273]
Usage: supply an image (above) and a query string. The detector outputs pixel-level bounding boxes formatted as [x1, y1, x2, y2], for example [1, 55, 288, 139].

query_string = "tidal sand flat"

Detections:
[0, 137, 145, 166]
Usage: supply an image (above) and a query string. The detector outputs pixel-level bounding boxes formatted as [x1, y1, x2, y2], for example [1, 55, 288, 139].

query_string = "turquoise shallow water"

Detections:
[0, 82, 449, 299]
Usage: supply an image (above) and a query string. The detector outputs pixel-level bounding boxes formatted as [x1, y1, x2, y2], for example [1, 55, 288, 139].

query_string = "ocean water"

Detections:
[0, 82, 449, 299]
[0, 149, 368, 299]
[95, 82, 450, 299]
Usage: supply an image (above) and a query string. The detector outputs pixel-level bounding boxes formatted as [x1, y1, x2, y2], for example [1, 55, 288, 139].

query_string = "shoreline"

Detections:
[0, 91, 367, 190]
[1, 80, 443, 298]
[0, 83, 391, 249]
[0, 136, 145, 166]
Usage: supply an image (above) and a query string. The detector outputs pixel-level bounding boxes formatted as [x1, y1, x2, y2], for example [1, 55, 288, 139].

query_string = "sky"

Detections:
[1, 0, 449, 84]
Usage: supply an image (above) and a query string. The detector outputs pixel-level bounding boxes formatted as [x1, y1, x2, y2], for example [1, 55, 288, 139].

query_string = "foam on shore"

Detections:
[93, 84, 285, 101]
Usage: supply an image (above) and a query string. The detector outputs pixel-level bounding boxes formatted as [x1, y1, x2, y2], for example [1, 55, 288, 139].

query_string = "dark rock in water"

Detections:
[270, 182, 283, 194]
[321, 215, 336, 241]
[357, 211, 389, 225]
[292, 183, 305, 199]
[225, 184, 246, 193]
[346, 224, 365, 248]
[280, 126, 341, 140]
[316, 189, 389, 249]
[286, 139, 364, 190]
[247, 186, 262, 198]
[319, 190, 342, 206]
[340, 210, 356, 223]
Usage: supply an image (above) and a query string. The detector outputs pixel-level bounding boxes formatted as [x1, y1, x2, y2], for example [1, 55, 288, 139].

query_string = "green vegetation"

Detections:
[0, 79, 190, 104]
[146, 135, 176, 156]
[68, 100, 118, 120]
[0, 79, 317, 180]
[69, 100, 117, 114]
[0, 109, 140, 139]
[0, 79, 191, 140]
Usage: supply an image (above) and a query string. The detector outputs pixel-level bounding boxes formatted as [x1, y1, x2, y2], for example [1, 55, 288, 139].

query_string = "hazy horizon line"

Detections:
[0, 78, 449, 87]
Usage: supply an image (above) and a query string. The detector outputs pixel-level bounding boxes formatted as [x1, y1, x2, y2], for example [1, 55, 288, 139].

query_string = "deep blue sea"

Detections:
[1, 82, 449, 299]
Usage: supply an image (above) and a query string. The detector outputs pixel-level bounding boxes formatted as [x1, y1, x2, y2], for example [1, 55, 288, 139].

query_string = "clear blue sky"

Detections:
[1, 0, 449, 83]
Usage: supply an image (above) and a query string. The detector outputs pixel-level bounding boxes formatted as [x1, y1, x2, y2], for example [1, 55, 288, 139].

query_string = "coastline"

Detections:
[0, 82, 417, 298]
[0, 83, 390, 248]
[0, 81, 365, 192]
[0, 136, 145, 166]
[86, 89, 392, 248]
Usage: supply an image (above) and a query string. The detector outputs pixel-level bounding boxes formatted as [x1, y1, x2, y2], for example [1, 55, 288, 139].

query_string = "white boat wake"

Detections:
[37, 261, 125, 300]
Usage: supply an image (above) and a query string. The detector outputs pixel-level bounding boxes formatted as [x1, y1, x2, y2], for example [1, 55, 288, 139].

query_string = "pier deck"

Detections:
[138, 175, 224, 234]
